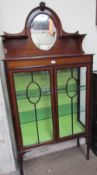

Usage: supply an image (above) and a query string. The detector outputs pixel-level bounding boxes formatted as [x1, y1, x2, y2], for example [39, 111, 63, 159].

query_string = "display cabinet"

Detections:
[1, 2, 93, 174]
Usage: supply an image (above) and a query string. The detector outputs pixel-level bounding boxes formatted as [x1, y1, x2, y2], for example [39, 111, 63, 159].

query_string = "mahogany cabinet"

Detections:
[5, 56, 92, 151]
[1, 2, 93, 174]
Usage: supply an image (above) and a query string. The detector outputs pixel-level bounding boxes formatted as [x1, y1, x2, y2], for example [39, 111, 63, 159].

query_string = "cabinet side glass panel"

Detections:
[57, 67, 86, 138]
[78, 67, 86, 127]
[13, 71, 53, 146]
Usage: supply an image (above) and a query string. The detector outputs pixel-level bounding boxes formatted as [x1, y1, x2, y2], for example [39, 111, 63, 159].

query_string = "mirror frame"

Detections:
[25, 2, 63, 36]
[30, 13, 57, 50]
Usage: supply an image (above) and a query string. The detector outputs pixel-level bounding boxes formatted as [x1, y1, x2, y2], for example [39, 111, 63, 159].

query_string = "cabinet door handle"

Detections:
[51, 60, 56, 64]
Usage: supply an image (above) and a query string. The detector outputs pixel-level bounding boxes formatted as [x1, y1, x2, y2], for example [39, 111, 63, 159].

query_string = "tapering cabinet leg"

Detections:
[86, 136, 90, 160]
[77, 138, 80, 147]
[18, 155, 24, 175]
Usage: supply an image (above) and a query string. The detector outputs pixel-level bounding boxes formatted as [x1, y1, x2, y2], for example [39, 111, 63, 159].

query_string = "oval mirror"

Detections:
[30, 14, 57, 50]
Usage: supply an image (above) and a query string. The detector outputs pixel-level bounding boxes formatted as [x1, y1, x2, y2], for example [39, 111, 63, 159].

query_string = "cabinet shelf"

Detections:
[19, 103, 85, 125]
[21, 118, 53, 146]
[21, 115, 85, 146]
[15, 85, 86, 100]
[14, 68, 87, 147]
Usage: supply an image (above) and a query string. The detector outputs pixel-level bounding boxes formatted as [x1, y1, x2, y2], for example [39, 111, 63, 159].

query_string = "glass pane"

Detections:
[13, 71, 53, 146]
[57, 68, 86, 138]
[30, 14, 57, 50]
[79, 67, 86, 126]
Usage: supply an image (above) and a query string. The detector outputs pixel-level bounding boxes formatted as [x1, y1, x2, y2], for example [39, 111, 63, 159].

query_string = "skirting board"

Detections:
[24, 138, 85, 160]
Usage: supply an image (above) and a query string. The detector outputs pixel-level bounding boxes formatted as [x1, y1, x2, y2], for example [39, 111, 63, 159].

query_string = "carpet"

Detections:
[23, 146, 97, 175]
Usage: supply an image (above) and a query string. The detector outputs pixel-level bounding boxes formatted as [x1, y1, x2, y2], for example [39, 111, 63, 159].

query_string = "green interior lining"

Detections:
[21, 116, 85, 146]
[19, 102, 77, 124]
[13, 70, 86, 147]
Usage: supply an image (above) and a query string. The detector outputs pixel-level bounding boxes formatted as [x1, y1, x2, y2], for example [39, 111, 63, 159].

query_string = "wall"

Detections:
[0, 0, 97, 69]
[0, 62, 16, 173]
[0, 0, 97, 174]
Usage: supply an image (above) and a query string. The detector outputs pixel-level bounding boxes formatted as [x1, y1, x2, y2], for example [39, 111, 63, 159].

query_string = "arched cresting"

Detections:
[1, 2, 86, 58]
[24, 2, 63, 37]
[65, 69, 78, 134]
[26, 73, 41, 144]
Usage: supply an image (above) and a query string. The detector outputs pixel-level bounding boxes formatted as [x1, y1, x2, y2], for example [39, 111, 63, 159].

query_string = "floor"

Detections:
[22, 145, 97, 175]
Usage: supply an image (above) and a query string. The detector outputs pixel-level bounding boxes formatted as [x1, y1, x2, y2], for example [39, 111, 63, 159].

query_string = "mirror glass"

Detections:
[30, 14, 57, 50]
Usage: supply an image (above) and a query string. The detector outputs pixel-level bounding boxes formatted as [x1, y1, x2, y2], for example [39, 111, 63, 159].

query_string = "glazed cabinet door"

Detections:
[10, 68, 55, 149]
[7, 64, 91, 151]
[55, 66, 87, 139]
